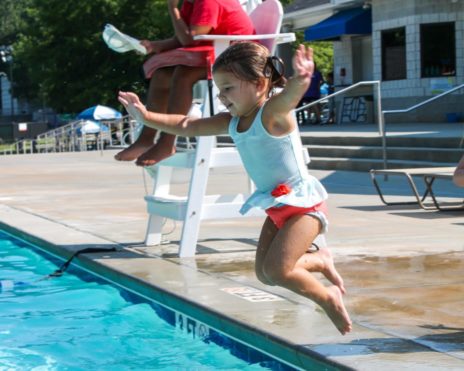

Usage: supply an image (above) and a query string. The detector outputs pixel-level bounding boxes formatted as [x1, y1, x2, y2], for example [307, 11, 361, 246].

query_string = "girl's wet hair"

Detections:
[213, 42, 286, 95]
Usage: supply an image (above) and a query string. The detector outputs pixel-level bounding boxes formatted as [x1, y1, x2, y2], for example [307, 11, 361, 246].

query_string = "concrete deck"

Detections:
[1, 125, 463, 370]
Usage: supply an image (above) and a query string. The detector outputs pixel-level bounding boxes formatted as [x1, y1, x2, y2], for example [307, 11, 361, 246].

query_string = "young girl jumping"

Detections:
[118, 42, 352, 335]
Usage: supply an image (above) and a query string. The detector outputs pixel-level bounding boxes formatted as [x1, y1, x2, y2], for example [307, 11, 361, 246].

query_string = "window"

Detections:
[421, 22, 455, 78]
[381, 27, 406, 81]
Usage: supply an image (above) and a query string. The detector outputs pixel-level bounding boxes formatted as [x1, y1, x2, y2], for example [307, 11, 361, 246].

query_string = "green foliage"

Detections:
[295, 30, 333, 79]
[11, 0, 171, 113]
[0, 0, 31, 43]
[4, 0, 332, 115]
[0, 0, 30, 78]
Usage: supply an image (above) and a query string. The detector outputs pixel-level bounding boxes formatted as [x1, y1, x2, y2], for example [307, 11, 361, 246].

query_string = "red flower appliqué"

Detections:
[271, 184, 291, 197]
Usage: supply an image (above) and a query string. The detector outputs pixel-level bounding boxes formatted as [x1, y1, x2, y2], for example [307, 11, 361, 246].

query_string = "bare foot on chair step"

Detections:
[135, 143, 177, 167]
[114, 140, 153, 161]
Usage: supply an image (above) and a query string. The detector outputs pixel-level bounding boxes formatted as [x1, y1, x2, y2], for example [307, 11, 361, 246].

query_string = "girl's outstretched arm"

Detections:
[277, 44, 314, 108]
[264, 45, 314, 133]
[118, 91, 230, 137]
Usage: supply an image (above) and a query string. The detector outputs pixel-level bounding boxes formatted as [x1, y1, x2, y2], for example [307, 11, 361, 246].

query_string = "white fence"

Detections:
[0, 116, 139, 155]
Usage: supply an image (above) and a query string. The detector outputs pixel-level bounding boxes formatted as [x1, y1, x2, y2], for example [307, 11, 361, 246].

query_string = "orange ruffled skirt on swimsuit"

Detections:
[143, 45, 214, 79]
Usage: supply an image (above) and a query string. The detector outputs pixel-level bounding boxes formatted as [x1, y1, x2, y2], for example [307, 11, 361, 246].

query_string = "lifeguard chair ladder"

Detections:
[143, 0, 295, 257]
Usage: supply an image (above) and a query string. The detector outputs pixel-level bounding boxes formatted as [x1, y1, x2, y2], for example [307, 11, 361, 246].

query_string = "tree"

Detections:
[6, 0, 331, 116]
[13, 0, 171, 114]
[0, 0, 31, 44]
[295, 31, 333, 79]
[0, 0, 31, 96]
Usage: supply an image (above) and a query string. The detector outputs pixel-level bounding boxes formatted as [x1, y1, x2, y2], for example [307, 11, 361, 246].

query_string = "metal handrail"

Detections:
[295, 80, 381, 113]
[381, 83, 464, 169]
[295, 80, 384, 143]
[382, 83, 464, 115]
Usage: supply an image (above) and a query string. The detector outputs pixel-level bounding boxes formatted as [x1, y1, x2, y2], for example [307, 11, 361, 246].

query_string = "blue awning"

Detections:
[304, 8, 372, 41]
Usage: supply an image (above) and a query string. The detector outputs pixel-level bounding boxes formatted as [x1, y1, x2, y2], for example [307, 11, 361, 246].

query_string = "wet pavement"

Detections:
[0, 124, 463, 370]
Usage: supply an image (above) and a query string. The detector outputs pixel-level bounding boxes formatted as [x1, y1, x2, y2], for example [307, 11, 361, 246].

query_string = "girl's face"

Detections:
[214, 70, 263, 117]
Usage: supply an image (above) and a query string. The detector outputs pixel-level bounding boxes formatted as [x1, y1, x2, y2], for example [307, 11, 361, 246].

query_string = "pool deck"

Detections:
[1, 123, 463, 370]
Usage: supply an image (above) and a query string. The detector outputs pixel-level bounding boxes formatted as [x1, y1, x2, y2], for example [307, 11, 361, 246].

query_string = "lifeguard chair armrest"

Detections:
[194, 33, 295, 44]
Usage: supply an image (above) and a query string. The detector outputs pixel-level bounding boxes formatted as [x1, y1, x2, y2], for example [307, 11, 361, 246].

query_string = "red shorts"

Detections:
[265, 201, 328, 229]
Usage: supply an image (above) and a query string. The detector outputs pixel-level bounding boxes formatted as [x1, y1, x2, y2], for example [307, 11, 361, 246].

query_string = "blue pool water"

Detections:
[0, 231, 294, 370]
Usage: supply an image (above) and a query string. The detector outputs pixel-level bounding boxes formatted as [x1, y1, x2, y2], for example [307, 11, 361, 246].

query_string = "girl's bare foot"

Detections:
[135, 143, 176, 167]
[321, 286, 352, 335]
[114, 141, 153, 161]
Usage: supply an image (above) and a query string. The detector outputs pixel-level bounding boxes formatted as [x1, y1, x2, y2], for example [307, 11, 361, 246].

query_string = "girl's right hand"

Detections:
[118, 92, 147, 124]
[293, 45, 314, 80]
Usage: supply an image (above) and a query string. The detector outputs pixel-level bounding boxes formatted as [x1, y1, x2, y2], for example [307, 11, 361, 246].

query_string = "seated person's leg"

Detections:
[115, 67, 173, 161]
[313, 102, 322, 124]
[135, 65, 207, 167]
[327, 99, 336, 124]
[296, 98, 309, 125]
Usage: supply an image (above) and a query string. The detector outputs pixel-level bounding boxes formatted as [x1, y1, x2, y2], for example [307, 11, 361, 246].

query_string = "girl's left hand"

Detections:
[118, 91, 147, 124]
[293, 44, 314, 81]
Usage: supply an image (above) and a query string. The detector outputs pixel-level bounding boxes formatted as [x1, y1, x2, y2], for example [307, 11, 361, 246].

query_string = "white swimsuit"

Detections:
[228, 105, 328, 215]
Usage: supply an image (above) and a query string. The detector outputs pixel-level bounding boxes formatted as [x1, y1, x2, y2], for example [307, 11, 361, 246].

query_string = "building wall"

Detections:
[333, 37, 354, 86]
[373, 0, 463, 121]
[0, 77, 13, 116]
[332, 0, 463, 122]
[0, 76, 23, 117]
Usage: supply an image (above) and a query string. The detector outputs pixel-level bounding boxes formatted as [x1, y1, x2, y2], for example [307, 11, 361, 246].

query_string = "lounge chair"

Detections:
[370, 167, 464, 211]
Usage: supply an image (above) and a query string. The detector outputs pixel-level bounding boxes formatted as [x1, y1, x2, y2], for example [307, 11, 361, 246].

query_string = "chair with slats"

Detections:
[143, 0, 296, 257]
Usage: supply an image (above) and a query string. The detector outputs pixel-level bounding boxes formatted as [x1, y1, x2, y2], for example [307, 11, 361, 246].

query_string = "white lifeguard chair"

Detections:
[143, 0, 295, 257]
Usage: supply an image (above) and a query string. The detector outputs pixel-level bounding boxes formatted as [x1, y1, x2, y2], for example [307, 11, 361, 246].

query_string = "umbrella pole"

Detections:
[100, 126, 103, 156]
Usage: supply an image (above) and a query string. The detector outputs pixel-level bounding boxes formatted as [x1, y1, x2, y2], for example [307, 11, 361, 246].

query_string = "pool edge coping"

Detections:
[0, 212, 352, 371]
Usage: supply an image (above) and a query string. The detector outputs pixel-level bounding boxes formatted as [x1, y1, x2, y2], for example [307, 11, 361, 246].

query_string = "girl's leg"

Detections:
[115, 67, 174, 161]
[257, 217, 345, 293]
[296, 98, 306, 125]
[136, 65, 207, 167]
[255, 217, 279, 285]
[313, 103, 322, 124]
[296, 248, 346, 294]
[261, 215, 352, 335]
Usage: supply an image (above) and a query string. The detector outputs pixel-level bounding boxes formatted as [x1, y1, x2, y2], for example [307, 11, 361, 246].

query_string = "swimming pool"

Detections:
[0, 230, 296, 370]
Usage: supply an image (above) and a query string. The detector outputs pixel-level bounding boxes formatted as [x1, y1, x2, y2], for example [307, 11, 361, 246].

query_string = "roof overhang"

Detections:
[282, 0, 365, 31]
[283, 3, 335, 30]
[304, 7, 372, 41]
